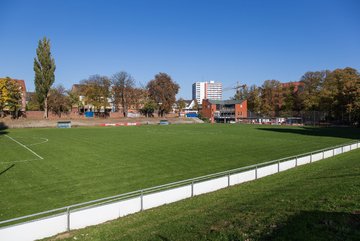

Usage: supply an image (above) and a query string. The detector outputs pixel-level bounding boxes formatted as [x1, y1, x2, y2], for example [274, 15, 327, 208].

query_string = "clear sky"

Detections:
[1, 0, 359, 99]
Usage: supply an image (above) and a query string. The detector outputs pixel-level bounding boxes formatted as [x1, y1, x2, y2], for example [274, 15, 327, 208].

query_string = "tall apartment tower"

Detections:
[192, 81, 222, 104]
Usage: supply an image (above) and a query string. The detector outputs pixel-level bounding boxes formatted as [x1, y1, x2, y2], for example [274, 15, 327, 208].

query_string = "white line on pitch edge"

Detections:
[5, 135, 44, 160]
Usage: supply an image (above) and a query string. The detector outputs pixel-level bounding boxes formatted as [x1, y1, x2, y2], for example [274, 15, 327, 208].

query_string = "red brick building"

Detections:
[201, 99, 247, 123]
[281, 81, 304, 92]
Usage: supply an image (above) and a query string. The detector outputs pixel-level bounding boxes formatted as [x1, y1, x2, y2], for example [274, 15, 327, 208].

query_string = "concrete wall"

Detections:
[25, 111, 128, 119]
[25, 111, 83, 120]
[0, 214, 67, 241]
[279, 159, 296, 171]
[230, 169, 256, 185]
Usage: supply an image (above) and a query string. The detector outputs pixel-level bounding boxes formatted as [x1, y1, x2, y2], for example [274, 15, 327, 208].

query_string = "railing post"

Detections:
[255, 166, 258, 179]
[277, 160, 280, 172]
[341, 146, 344, 153]
[295, 157, 298, 167]
[227, 172, 230, 187]
[191, 181, 194, 197]
[66, 207, 70, 232]
[322, 151, 325, 159]
[140, 190, 143, 211]
[310, 152, 312, 163]
[333, 148, 335, 156]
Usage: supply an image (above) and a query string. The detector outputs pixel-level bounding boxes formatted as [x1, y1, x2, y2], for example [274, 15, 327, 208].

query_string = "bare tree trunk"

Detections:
[44, 97, 48, 119]
[124, 103, 129, 117]
[123, 105, 126, 117]
[121, 94, 126, 117]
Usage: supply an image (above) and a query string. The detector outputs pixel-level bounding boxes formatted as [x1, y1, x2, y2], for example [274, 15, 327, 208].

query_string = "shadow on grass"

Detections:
[0, 164, 15, 176]
[260, 211, 360, 241]
[311, 173, 360, 180]
[157, 235, 171, 241]
[0, 122, 9, 135]
[257, 126, 360, 140]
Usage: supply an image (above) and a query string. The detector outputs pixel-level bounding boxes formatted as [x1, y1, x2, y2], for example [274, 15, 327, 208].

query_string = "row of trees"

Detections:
[71, 72, 179, 117]
[75, 73, 143, 117]
[31, 37, 180, 118]
[27, 86, 71, 117]
[29, 72, 180, 118]
[234, 67, 360, 124]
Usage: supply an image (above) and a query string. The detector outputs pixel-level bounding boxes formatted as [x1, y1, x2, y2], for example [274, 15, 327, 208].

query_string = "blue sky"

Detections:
[0, 0, 359, 99]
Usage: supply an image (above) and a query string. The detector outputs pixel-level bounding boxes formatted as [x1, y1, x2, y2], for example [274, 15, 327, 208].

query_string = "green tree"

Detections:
[68, 89, 82, 114]
[26, 92, 41, 111]
[34, 37, 56, 119]
[247, 85, 261, 115]
[321, 67, 360, 124]
[177, 98, 186, 113]
[281, 83, 302, 116]
[48, 85, 71, 117]
[260, 80, 282, 117]
[140, 100, 156, 117]
[300, 71, 328, 111]
[147, 73, 179, 117]
[0, 77, 22, 118]
[81, 75, 111, 116]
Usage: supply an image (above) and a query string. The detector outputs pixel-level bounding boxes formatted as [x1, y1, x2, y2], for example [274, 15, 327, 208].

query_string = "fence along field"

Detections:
[1, 139, 359, 241]
[42, 149, 360, 241]
[0, 125, 359, 222]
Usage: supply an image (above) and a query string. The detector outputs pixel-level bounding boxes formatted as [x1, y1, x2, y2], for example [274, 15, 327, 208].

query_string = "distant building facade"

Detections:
[201, 99, 247, 123]
[15, 79, 27, 111]
[70, 84, 114, 114]
[192, 81, 222, 104]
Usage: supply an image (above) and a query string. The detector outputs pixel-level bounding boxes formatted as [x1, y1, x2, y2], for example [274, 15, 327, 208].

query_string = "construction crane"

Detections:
[223, 81, 247, 95]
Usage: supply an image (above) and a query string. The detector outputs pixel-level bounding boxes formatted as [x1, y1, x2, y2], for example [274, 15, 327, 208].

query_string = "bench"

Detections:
[57, 121, 71, 128]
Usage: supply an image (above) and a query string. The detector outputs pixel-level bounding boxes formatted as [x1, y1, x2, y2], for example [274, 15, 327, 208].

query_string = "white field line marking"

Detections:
[0, 158, 40, 164]
[4, 137, 49, 147]
[5, 135, 44, 160]
[25, 138, 49, 147]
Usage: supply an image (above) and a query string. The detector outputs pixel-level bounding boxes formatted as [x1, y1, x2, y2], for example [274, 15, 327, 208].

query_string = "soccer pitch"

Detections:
[0, 124, 359, 221]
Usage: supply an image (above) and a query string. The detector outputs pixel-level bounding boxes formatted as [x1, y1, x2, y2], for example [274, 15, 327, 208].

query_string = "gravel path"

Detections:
[0, 117, 203, 129]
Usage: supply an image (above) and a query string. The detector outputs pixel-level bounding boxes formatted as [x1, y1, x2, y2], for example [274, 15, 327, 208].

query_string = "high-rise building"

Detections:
[192, 81, 222, 104]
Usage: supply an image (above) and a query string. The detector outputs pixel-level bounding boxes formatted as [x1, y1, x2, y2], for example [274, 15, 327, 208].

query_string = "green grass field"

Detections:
[43, 148, 360, 241]
[0, 124, 359, 221]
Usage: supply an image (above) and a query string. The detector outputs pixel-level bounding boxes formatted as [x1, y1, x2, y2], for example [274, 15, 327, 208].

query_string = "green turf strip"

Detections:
[43, 148, 360, 241]
[0, 124, 359, 221]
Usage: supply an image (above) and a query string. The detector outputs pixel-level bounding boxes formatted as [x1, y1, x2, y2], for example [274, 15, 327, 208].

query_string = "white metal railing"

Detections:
[0, 140, 359, 241]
